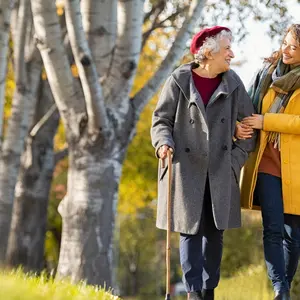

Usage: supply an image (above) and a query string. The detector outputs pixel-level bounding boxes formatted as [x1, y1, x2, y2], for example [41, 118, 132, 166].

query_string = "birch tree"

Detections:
[6, 80, 60, 271]
[5, 6, 69, 272]
[0, 0, 42, 261]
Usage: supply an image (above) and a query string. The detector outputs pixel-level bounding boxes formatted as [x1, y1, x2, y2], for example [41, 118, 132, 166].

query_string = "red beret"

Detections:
[190, 26, 231, 54]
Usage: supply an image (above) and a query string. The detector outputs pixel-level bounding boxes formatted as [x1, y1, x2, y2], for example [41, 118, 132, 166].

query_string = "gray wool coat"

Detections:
[151, 62, 257, 234]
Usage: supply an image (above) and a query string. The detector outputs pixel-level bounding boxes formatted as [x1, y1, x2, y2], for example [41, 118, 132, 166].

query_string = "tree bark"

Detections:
[31, 0, 115, 286]
[81, 0, 117, 79]
[103, 0, 144, 108]
[6, 81, 59, 271]
[56, 149, 124, 286]
[64, 0, 107, 137]
[0, 0, 42, 261]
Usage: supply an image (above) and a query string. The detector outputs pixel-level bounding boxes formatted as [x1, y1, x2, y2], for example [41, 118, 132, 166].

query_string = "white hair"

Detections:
[194, 30, 233, 63]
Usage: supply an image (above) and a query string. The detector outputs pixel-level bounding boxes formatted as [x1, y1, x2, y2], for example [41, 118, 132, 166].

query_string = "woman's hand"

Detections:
[242, 114, 264, 130]
[235, 123, 254, 140]
[158, 145, 173, 159]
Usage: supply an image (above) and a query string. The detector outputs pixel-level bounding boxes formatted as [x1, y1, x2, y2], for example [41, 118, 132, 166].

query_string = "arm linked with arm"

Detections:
[232, 82, 258, 171]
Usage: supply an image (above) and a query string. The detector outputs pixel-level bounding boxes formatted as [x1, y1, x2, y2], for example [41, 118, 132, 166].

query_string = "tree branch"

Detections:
[10, 0, 19, 43]
[141, 5, 163, 49]
[103, 0, 144, 109]
[132, 0, 207, 116]
[29, 103, 57, 137]
[141, 7, 186, 49]
[81, 0, 117, 79]
[31, 0, 86, 139]
[14, 0, 28, 91]
[64, 0, 108, 138]
[143, 1, 165, 24]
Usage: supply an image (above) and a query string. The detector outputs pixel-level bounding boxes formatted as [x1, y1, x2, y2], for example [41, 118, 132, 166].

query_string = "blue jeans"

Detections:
[179, 180, 223, 292]
[255, 173, 300, 293]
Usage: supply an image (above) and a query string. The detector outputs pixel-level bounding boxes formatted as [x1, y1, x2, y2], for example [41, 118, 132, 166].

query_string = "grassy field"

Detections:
[2, 265, 298, 300]
[123, 265, 275, 300]
[215, 264, 273, 300]
[0, 270, 119, 300]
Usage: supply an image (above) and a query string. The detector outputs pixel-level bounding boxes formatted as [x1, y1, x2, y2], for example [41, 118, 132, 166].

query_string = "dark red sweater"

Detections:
[192, 71, 222, 106]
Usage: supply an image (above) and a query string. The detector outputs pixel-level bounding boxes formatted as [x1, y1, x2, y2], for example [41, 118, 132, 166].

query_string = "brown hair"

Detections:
[265, 24, 300, 65]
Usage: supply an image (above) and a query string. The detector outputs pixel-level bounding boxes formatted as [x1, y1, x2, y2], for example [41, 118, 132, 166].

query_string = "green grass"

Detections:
[216, 264, 273, 300]
[0, 265, 288, 300]
[124, 264, 274, 300]
[0, 269, 120, 300]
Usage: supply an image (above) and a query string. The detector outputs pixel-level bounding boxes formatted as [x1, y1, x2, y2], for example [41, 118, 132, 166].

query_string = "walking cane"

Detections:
[162, 149, 172, 300]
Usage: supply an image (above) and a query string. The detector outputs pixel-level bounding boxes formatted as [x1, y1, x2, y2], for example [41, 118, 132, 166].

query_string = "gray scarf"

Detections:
[249, 59, 300, 149]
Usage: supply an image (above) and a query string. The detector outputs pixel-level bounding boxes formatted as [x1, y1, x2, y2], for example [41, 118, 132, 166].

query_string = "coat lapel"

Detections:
[188, 79, 207, 122]
[206, 81, 229, 108]
[206, 71, 239, 108]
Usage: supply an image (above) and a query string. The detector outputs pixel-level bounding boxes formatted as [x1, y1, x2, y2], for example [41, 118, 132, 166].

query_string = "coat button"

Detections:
[189, 119, 195, 124]
[285, 180, 290, 185]
[185, 148, 190, 153]
[222, 145, 228, 150]
[283, 159, 288, 164]
[221, 118, 225, 123]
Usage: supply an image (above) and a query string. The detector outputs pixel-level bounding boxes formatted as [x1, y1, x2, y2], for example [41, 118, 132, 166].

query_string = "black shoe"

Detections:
[274, 291, 290, 300]
[188, 291, 203, 300]
[202, 289, 214, 300]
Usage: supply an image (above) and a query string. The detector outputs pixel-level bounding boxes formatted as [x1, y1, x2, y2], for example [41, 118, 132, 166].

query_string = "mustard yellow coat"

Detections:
[241, 88, 300, 215]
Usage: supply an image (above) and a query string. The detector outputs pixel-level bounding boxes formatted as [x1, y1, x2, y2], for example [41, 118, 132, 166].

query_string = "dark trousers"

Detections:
[179, 182, 223, 292]
[256, 173, 300, 293]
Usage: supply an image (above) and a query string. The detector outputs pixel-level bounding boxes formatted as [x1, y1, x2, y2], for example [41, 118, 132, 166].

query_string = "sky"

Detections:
[231, 0, 300, 87]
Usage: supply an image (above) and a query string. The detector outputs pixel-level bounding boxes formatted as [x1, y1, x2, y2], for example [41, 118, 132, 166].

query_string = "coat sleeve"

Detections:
[263, 113, 300, 134]
[151, 75, 179, 157]
[231, 80, 258, 173]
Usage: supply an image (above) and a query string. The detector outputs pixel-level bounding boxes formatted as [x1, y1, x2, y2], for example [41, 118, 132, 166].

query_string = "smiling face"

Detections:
[281, 31, 300, 67]
[210, 37, 235, 73]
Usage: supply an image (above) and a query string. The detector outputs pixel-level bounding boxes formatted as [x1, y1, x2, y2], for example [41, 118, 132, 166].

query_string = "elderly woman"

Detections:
[238, 24, 300, 300]
[151, 26, 256, 300]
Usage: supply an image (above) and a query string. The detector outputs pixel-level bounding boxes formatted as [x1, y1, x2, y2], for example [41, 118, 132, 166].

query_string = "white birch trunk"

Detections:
[0, 0, 42, 261]
[10, 0, 18, 41]
[103, 0, 144, 110]
[64, 0, 107, 137]
[31, 0, 86, 136]
[6, 81, 59, 271]
[81, 0, 117, 78]
[56, 152, 123, 286]
[31, 0, 116, 285]
[0, 0, 13, 145]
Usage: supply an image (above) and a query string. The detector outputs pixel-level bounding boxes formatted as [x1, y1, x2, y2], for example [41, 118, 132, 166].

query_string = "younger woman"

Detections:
[240, 24, 300, 300]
